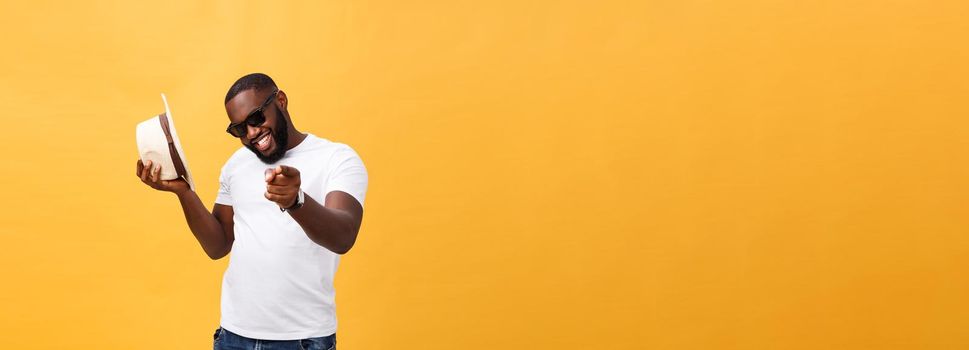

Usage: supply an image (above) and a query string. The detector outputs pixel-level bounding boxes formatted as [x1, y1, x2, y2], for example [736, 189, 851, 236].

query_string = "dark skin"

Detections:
[135, 88, 364, 258]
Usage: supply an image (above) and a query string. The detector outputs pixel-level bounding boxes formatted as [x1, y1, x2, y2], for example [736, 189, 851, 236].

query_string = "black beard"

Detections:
[245, 105, 290, 164]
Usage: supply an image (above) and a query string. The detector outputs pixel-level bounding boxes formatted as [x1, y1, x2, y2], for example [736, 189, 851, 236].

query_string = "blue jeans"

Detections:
[213, 327, 336, 350]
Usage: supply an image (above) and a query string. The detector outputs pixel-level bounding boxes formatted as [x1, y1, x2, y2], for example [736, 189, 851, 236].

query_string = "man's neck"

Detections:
[285, 129, 308, 150]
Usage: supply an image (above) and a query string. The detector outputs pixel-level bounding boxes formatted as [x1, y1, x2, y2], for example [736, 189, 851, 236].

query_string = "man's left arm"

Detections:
[264, 165, 363, 254]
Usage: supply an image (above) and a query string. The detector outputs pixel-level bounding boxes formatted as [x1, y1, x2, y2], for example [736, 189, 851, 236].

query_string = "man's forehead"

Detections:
[225, 89, 266, 121]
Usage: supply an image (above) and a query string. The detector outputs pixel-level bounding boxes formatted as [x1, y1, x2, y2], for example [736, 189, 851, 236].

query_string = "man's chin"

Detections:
[246, 144, 286, 164]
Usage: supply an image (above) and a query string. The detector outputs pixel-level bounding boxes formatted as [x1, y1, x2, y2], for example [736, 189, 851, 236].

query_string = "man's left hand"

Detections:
[265, 165, 301, 209]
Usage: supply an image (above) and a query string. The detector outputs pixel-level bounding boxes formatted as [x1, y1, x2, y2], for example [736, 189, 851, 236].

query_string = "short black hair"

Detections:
[224, 73, 277, 104]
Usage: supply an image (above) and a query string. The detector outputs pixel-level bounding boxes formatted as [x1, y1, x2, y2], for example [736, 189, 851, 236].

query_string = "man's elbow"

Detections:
[205, 246, 230, 260]
[332, 224, 360, 255]
[333, 232, 358, 255]
[333, 241, 355, 255]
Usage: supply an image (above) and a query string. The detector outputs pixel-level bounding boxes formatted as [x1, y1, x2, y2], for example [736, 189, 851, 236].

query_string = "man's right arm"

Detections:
[176, 192, 235, 260]
[137, 159, 234, 260]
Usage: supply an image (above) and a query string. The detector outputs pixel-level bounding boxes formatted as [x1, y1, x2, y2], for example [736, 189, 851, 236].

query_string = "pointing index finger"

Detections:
[277, 165, 299, 177]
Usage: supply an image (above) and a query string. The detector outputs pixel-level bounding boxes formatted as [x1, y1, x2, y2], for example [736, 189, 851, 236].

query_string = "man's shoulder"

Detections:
[300, 134, 359, 158]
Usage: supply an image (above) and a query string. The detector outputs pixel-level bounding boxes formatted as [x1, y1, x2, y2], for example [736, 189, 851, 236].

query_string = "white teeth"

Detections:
[256, 134, 269, 146]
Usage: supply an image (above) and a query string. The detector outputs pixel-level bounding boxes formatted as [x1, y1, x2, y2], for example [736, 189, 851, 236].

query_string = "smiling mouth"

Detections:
[253, 132, 273, 152]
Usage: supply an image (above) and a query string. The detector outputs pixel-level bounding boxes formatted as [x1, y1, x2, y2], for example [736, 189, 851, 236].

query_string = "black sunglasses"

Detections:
[226, 88, 279, 138]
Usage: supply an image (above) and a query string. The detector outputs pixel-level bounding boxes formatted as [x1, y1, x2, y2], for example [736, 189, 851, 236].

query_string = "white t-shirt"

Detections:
[214, 134, 368, 340]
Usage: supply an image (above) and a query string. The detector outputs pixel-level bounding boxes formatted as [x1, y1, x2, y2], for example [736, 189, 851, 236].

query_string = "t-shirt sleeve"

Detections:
[215, 165, 233, 206]
[323, 145, 369, 207]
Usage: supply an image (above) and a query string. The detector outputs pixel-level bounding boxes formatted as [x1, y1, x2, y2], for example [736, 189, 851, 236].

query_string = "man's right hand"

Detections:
[136, 159, 190, 195]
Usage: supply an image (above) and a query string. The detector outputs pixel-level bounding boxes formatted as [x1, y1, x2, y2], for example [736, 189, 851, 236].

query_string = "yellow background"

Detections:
[1, 0, 967, 348]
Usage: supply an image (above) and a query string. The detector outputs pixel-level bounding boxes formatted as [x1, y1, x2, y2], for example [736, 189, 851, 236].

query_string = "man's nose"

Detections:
[245, 124, 262, 140]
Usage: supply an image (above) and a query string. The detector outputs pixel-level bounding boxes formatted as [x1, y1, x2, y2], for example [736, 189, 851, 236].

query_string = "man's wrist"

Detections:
[281, 190, 305, 212]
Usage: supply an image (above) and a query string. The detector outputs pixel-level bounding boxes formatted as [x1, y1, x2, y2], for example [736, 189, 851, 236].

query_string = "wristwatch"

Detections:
[282, 190, 305, 212]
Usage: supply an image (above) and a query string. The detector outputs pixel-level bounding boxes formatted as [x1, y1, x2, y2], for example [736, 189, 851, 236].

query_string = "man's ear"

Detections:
[276, 90, 288, 110]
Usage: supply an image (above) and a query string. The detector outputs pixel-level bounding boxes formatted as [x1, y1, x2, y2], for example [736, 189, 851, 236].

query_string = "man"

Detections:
[135, 73, 367, 350]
